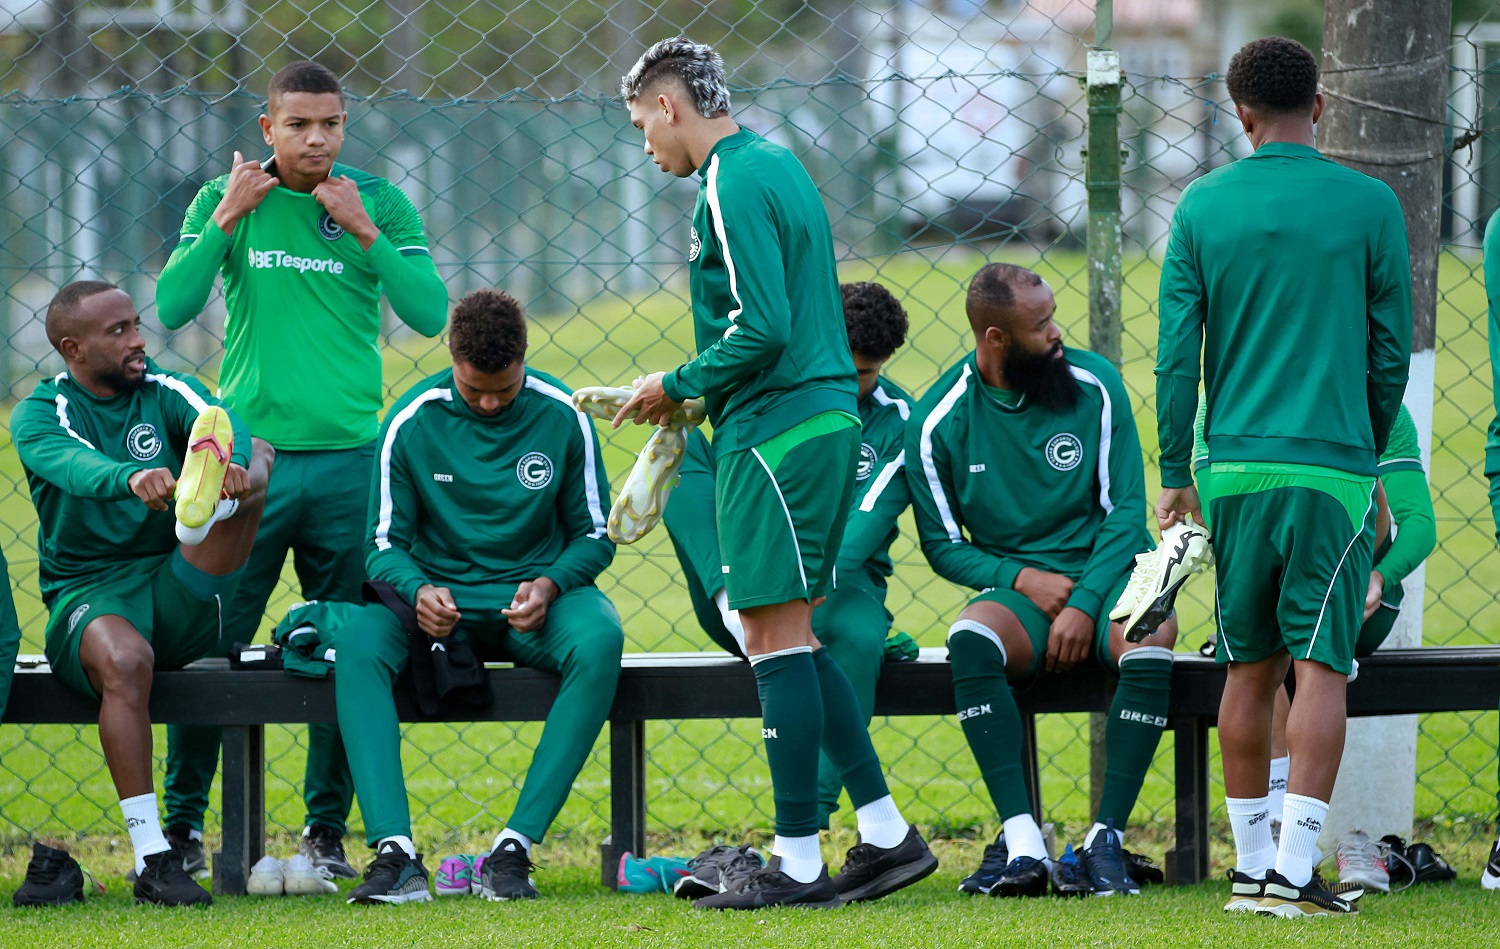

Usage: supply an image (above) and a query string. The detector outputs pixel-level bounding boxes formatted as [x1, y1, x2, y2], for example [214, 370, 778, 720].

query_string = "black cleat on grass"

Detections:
[831, 825, 938, 903]
[693, 857, 841, 910]
[1050, 845, 1093, 897]
[134, 850, 212, 906]
[959, 833, 1008, 895]
[990, 856, 1049, 898]
[13, 843, 84, 907]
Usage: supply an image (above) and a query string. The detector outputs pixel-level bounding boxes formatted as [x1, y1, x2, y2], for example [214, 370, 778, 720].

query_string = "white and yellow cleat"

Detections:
[572, 385, 707, 431]
[174, 406, 235, 546]
[608, 425, 687, 545]
[1118, 514, 1214, 643]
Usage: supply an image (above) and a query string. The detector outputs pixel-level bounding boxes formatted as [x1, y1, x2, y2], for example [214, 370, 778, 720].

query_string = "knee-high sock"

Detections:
[1096, 646, 1173, 828]
[948, 622, 1031, 820]
[751, 647, 824, 839]
[811, 647, 889, 809]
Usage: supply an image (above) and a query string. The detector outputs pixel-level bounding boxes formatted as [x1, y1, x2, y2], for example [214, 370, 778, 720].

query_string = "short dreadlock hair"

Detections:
[1226, 37, 1318, 115]
[449, 289, 527, 373]
[620, 37, 731, 118]
[841, 282, 908, 361]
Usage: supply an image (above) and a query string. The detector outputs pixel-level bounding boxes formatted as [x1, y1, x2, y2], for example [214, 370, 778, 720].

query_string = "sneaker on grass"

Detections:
[1255, 869, 1357, 918]
[1335, 829, 1390, 893]
[1078, 822, 1139, 896]
[283, 853, 338, 896]
[692, 857, 841, 910]
[830, 825, 938, 904]
[435, 855, 476, 897]
[673, 845, 764, 900]
[13, 842, 85, 907]
[478, 839, 538, 901]
[300, 824, 357, 879]
[1483, 839, 1500, 891]
[1050, 845, 1092, 898]
[134, 850, 212, 907]
[1223, 869, 1265, 913]
[990, 857, 1049, 898]
[126, 824, 208, 884]
[247, 856, 284, 896]
[959, 833, 1008, 895]
[347, 842, 431, 906]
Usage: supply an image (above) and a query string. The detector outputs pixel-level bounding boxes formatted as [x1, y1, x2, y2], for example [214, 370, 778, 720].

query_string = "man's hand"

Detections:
[1014, 567, 1074, 619]
[129, 468, 177, 511]
[211, 151, 278, 236]
[415, 584, 461, 638]
[221, 463, 252, 501]
[503, 577, 560, 633]
[1155, 484, 1204, 531]
[311, 175, 379, 250]
[1364, 571, 1385, 622]
[1046, 607, 1094, 673]
[612, 372, 683, 428]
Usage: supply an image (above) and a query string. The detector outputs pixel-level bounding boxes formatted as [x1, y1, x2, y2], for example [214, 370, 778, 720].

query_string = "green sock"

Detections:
[1096, 645, 1173, 827]
[811, 647, 889, 809]
[752, 648, 823, 838]
[948, 624, 1031, 820]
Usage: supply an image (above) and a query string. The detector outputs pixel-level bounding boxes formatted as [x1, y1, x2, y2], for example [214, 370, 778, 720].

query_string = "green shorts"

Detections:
[1207, 469, 1376, 675]
[44, 551, 238, 699]
[965, 569, 1132, 680]
[1355, 604, 1399, 657]
[716, 413, 860, 611]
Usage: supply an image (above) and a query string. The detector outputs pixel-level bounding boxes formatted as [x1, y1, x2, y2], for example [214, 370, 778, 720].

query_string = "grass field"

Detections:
[0, 246, 1495, 872]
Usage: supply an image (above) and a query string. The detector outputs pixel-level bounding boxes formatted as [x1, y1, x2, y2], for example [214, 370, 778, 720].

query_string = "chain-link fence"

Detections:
[0, 0, 1496, 869]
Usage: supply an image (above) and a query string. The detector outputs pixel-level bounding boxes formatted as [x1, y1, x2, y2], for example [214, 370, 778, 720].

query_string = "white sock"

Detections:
[1275, 793, 1328, 887]
[772, 834, 823, 884]
[1267, 756, 1290, 819]
[854, 795, 907, 850]
[378, 835, 416, 859]
[1002, 813, 1049, 864]
[176, 498, 240, 546]
[1226, 795, 1276, 878]
[1084, 821, 1119, 850]
[120, 792, 171, 874]
[493, 828, 532, 855]
[713, 589, 747, 655]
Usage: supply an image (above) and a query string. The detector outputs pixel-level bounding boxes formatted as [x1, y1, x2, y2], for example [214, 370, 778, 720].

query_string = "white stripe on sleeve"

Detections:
[374, 388, 452, 551]
[703, 154, 745, 340]
[919, 364, 973, 543]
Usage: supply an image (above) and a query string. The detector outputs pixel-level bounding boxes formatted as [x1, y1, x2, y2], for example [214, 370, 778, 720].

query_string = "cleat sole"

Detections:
[175, 406, 234, 529]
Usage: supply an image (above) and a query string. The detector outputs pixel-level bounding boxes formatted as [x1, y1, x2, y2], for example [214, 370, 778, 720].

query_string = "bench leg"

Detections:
[1167, 715, 1210, 885]
[214, 724, 265, 896]
[1021, 714, 1042, 822]
[602, 719, 646, 889]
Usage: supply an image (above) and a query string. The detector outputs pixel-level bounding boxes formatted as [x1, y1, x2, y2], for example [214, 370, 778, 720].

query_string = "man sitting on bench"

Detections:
[11, 280, 271, 907]
[906, 263, 1176, 898]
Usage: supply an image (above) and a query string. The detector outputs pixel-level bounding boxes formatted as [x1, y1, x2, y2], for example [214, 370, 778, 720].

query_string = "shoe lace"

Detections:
[493, 843, 537, 877]
[974, 839, 1010, 877]
[686, 845, 738, 873]
[1085, 835, 1131, 885]
[362, 848, 407, 881]
[311, 828, 347, 862]
[737, 865, 793, 893]
[1337, 834, 1382, 874]
[721, 858, 760, 890]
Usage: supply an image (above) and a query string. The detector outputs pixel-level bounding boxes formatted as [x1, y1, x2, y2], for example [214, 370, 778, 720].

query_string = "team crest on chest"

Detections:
[1045, 433, 1083, 471]
[516, 452, 554, 490]
[856, 442, 878, 481]
[127, 422, 162, 461]
[317, 211, 345, 241]
[688, 227, 702, 262]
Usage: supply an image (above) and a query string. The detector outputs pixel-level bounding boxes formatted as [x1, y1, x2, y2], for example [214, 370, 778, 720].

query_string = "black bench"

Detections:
[5, 646, 1498, 895]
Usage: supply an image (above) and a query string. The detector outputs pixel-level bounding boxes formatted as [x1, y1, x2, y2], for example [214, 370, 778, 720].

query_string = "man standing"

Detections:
[908, 263, 1174, 898]
[155, 60, 448, 875]
[1483, 206, 1500, 892]
[10, 281, 272, 906]
[617, 38, 936, 909]
[1155, 37, 1411, 916]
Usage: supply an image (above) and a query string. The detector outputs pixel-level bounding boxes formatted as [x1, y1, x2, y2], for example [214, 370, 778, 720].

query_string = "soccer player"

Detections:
[617, 38, 936, 909]
[1483, 205, 1500, 892]
[154, 59, 447, 876]
[326, 288, 622, 904]
[10, 281, 272, 906]
[662, 280, 913, 828]
[907, 263, 1173, 898]
[1155, 37, 1411, 917]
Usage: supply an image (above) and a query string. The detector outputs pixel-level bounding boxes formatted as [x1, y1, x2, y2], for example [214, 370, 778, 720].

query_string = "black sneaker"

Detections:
[1050, 844, 1092, 897]
[134, 850, 212, 906]
[348, 841, 432, 905]
[959, 833, 1008, 895]
[478, 839, 538, 901]
[1405, 842, 1457, 884]
[673, 844, 764, 899]
[1255, 869, 1357, 918]
[125, 824, 208, 883]
[1482, 839, 1500, 891]
[990, 856, 1049, 898]
[300, 824, 358, 879]
[1124, 849, 1164, 886]
[831, 825, 938, 903]
[692, 857, 841, 910]
[1078, 822, 1139, 896]
[1223, 869, 1265, 912]
[13, 842, 85, 907]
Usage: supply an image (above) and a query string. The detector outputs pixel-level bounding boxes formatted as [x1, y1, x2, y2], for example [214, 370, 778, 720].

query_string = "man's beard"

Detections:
[1004, 342, 1078, 412]
[98, 364, 146, 393]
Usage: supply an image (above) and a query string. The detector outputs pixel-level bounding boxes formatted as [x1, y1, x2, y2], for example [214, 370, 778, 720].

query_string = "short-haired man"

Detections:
[1155, 37, 1411, 916]
[617, 38, 936, 909]
[1485, 205, 1500, 893]
[663, 281, 913, 828]
[908, 263, 1174, 898]
[10, 281, 272, 906]
[155, 60, 448, 876]
[325, 288, 622, 904]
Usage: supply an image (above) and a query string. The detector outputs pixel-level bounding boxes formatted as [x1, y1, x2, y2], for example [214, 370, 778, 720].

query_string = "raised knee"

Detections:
[93, 639, 155, 696]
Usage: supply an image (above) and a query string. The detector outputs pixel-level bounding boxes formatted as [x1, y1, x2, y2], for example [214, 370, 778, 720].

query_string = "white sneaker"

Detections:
[247, 855, 285, 896]
[1120, 515, 1214, 642]
[283, 853, 338, 895]
[1335, 829, 1390, 893]
[1482, 839, 1500, 891]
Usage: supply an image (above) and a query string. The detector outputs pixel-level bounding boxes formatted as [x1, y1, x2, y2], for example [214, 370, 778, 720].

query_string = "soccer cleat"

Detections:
[1335, 829, 1390, 893]
[1124, 849, 1164, 886]
[571, 386, 707, 431]
[1482, 839, 1500, 891]
[1078, 822, 1139, 896]
[247, 855, 285, 896]
[12, 842, 85, 907]
[607, 425, 687, 545]
[478, 839, 538, 901]
[175, 406, 234, 533]
[301, 824, 358, 879]
[830, 824, 939, 903]
[673, 844, 765, 900]
[1109, 551, 1156, 622]
[134, 849, 213, 906]
[1403, 842, 1457, 884]
[646, 855, 693, 892]
[1255, 869, 1357, 918]
[1050, 844, 1093, 897]
[692, 857, 842, 910]
[959, 833, 1008, 895]
[1120, 516, 1213, 643]
[469, 856, 487, 896]
[348, 841, 432, 905]
[283, 853, 338, 895]
[435, 855, 476, 896]
[616, 852, 693, 894]
[1223, 869, 1265, 912]
[990, 856, 1050, 898]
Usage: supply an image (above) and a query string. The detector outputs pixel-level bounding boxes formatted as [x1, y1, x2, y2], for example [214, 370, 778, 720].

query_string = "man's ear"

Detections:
[1235, 102, 1255, 137]
[1310, 91, 1324, 125]
[58, 336, 81, 363]
[259, 112, 273, 146]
